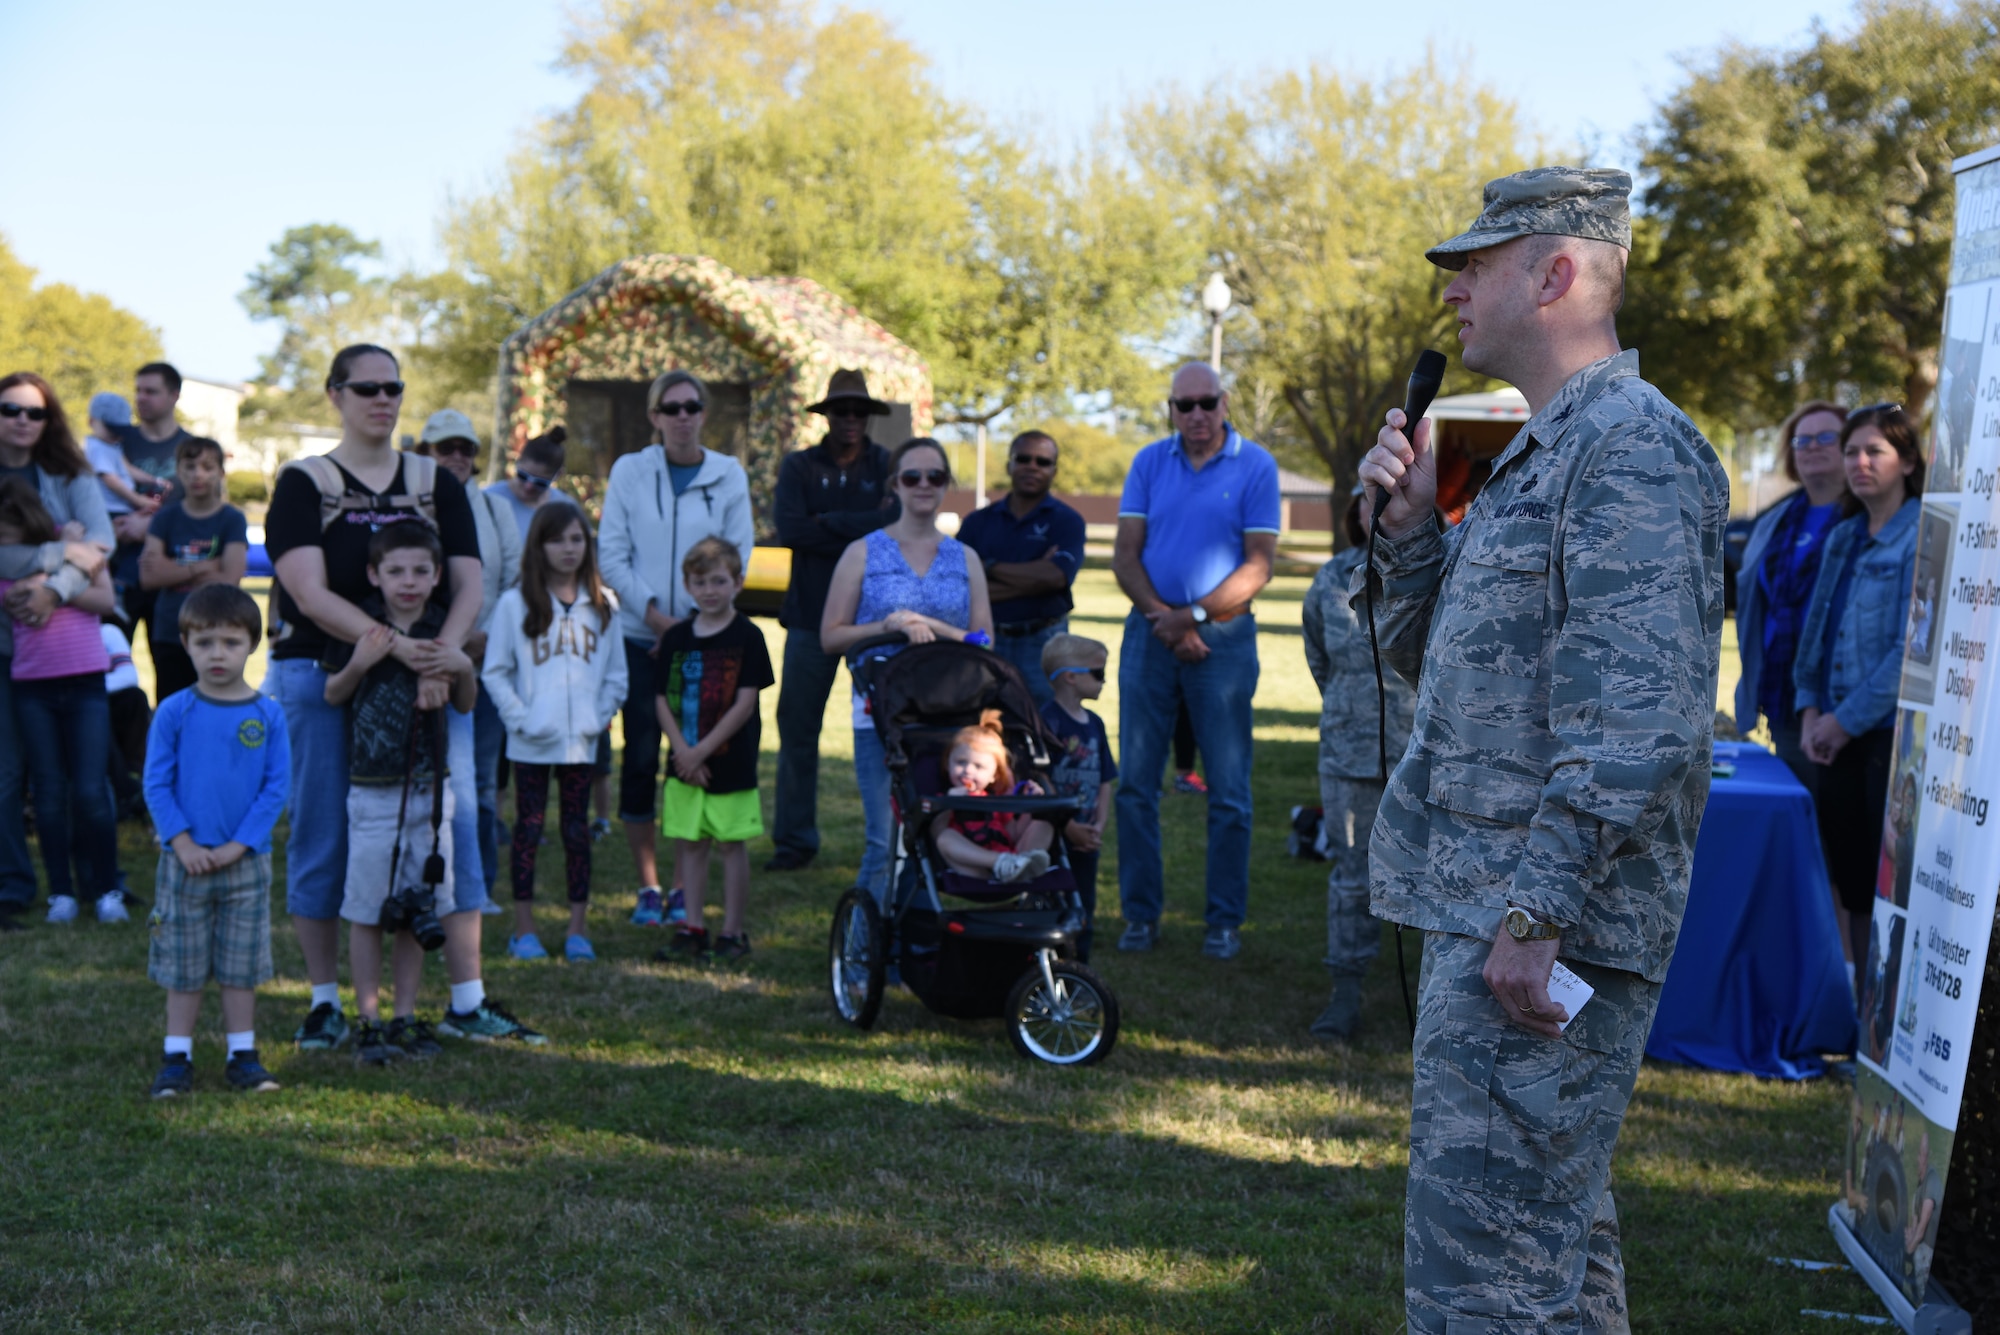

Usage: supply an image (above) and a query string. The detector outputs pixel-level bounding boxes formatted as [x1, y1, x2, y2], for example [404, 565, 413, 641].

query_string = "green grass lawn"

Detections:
[1, 569, 1868, 1332]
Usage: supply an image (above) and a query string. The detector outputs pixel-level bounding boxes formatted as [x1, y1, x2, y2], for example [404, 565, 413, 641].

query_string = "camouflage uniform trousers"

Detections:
[1320, 775, 1383, 978]
[1405, 930, 1661, 1334]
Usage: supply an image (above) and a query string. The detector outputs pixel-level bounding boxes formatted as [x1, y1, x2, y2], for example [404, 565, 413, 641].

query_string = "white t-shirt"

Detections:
[84, 437, 136, 516]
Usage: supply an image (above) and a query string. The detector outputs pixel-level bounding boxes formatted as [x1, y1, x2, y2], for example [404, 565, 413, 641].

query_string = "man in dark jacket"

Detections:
[766, 369, 900, 871]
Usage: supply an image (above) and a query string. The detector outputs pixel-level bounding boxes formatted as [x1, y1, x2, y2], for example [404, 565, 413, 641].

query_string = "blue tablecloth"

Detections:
[1645, 741, 1857, 1079]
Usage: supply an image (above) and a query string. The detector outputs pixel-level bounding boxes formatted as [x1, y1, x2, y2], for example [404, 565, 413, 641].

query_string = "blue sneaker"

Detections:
[665, 888, 688, 925]
[437, 998, 547, 1045]
[150, 1052, 194, 1099]
[508, 933, 549, 961]
[590, 817, 612, 842]
[565, 934, 596, 963]
[630, 888, 664, 927]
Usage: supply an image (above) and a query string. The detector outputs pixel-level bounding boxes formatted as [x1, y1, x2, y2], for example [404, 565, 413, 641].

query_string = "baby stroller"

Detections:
[827, 636, 1119, 1066]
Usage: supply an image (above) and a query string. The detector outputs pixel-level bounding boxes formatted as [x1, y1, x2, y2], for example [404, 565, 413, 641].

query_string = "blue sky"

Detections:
[3, 0, 1844, 383]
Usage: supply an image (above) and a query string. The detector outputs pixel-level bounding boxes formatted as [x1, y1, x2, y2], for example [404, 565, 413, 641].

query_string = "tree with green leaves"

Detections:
[1124, 57, 1528, 497]
[1626, 0, 2000, 433]
[0, 233, 163, 414]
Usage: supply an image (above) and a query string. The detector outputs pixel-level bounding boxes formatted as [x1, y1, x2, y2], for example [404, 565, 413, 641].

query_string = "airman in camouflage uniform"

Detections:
[1300, 493, 1415, 1039]
[1354, 166, 1729, 1333]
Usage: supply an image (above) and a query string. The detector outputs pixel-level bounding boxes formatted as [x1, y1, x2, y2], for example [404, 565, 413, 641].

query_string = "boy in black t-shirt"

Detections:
[139, 437, 249, 700]
[322, 522, 476, 1063]
[1039, 633, 1118, 961]
[654, 537, 773, 961]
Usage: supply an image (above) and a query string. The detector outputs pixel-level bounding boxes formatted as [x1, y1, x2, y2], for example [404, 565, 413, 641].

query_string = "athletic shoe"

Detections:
[1117, 920, 1159, 953]
[150, 1052, 194, 1099]
[225, 1049, 282, 1092]
[712, 933, 752, 962]
[95, 891, 131, 924]
[1201, 926, 1241, 961]
[992, 849, 1050, 883]
[630, 888, 665, 927]
[1174, 772, 1210, 796]
[565, 935, 596, 963]
[45, 895, 79, 924]
[386, 1016, 443, 1060]
[353, 1019, 398, 1066]
[294, 1002, 351, 1052]
[590, 817, 612, 842]
[507, 933, 549, 961]
[665, 887, 688, 925]
[438, 998, 547, 1045]
[656, 926, 709, 961]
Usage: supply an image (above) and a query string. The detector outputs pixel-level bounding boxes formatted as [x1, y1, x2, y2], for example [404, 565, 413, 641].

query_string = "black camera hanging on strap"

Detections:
[380, 703, 448, 952]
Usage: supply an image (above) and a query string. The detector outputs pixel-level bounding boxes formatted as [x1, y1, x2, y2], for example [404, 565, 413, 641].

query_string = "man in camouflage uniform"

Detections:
[1355, 167, 1728, 1333]
[1301, 489, 1415, 1040]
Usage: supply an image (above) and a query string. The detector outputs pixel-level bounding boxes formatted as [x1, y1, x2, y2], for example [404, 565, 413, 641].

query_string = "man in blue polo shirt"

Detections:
[1112, 363, 1280, 960]
[957, 430, 1086, 706]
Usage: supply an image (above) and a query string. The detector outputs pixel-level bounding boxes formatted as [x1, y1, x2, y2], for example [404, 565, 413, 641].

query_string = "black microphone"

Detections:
[1372, 349, 1448, 523]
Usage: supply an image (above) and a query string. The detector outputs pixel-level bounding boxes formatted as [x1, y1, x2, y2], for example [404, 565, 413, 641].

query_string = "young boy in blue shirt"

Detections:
[143, 584, 291, 1097]
[1038, 633, 1117, 961]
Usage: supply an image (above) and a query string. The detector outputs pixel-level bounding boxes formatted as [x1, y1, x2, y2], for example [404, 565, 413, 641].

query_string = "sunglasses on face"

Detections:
[1792, 430, 1842, 449]
[1012, 453, 1056, 469]
[432, 440, 477, 459]
[1050, 665, 1105, 682]
[1171, 395, 1221, 413]
[334, 380, 405, 398]
[898, 469, 949, 488]
[0, 402, 48, 421]
[516, 469, 555, 490]
[652, 400, 704, 417]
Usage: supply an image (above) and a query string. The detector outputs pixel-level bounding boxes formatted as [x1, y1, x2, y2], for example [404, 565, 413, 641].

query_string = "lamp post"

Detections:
[1201, 272, 1232, 370]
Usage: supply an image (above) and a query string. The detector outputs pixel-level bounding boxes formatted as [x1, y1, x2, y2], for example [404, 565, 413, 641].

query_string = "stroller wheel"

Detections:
[828, 889, 886, 1030]
[1005, 957, 1119, 1066]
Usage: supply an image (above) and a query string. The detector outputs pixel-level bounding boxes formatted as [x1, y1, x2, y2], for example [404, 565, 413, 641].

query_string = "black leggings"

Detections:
[512, 762, 593, 903]
[1817, 727, 1893, 950]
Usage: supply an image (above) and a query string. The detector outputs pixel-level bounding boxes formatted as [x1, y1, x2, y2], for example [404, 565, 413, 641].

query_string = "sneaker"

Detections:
[656, 926, 709, 961]
[294, 1002, 351, 1052]
[565, 935, 596, 963]
[665, 887, 688, 925]
[354, 1019, 398, 1066]
[1117, 920, 1160, 953]
[438, 998, 547, 1045]
[762, 848, 815, 872]
[630, 888, 665, 927]
[713, 933, 752, 961]
[1174, 772, 1210, 796]
[1201, 926, 1242, 961]
[225, 1049, 282, 1092]
[991, 849, 1050, 883]
[45, 894, 79, 924]
[590, 817, 612, 842]
[507, 933, 549, 961]
[96, 891, 131, 924]
[385, 1016, 443, 1060]
[150, 1052, 194, 1099]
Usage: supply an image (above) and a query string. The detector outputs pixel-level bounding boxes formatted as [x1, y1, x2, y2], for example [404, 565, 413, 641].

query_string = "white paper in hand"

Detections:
[1545, 961, 1595, 1033]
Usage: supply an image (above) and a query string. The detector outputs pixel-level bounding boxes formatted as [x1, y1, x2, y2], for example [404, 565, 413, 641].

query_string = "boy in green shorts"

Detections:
[653, 537, 773, 961]
[143, 585, 291, 1096]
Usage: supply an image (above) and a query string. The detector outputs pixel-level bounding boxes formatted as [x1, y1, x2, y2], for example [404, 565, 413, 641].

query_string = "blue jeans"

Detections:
[447, 704, 483, 912]
[772, 628, 845, 858]
[14, 674, 118, 902]
[474, 681, 505, 895]
[993, 618, 1067, 707]
[853, 726, 894, 907]
[0, 662, 39, 908]
[1115, 611, 1258, 930]
[275, 658, 349, 920]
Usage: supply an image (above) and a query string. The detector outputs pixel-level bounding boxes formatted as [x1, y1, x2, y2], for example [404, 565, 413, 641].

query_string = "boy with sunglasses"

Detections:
[1039, 633, 1117, 961]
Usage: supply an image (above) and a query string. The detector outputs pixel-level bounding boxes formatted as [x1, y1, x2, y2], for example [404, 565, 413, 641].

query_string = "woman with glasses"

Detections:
[597, 369, 754, 928]
[266, 344, 541, 1050]
[820, 438, 994, 907]
[1793, 404, 1923, 970]
[1733, 400, 1849, 790]
[0, 371, 115, 923]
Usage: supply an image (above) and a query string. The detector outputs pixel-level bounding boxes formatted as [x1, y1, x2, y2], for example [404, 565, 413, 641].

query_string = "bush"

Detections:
[226, 470, 268, 506]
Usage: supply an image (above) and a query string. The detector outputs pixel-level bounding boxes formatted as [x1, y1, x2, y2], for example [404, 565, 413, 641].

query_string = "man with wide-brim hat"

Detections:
[766, 369, 900, 872]
[1356, 166, 1728, 1332]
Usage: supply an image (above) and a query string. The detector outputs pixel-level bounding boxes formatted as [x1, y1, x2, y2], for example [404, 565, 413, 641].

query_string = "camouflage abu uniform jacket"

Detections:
[1351, 350, 1728, 982]
[1303, 547, 1416, 781]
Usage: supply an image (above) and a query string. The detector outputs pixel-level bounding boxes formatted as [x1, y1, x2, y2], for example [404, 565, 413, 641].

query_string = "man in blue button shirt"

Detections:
[1112, 363, 1280, 960]
[956, 430, 1086, 706]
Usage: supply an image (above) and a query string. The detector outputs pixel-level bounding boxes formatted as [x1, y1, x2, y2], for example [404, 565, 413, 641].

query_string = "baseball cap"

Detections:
[419, 408, 480, 448]
[89, 392, 133, 428]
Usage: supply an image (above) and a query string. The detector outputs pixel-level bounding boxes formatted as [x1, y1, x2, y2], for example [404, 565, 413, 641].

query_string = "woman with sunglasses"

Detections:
[266, 345, 541, 1049]
[1792, 404, 1923, 971]
[1733, 400, 1849, 791]
[0, 371, 114, 922]
[820, 438, 993, 907]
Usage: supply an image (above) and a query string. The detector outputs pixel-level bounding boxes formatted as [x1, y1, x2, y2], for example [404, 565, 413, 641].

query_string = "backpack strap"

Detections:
[275, 455, 349, 534]
[275, 450, 441, 534]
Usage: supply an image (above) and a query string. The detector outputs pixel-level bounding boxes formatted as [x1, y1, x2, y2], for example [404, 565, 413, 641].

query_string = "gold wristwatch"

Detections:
[1503, 907, 1561, 942]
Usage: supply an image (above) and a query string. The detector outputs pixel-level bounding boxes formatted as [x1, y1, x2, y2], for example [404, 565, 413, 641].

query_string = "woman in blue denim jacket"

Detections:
[1792, 404, 1921, 965]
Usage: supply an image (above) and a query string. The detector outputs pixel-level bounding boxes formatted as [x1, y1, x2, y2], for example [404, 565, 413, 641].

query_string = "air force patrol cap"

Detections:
[1425, 166, 1633, 270]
